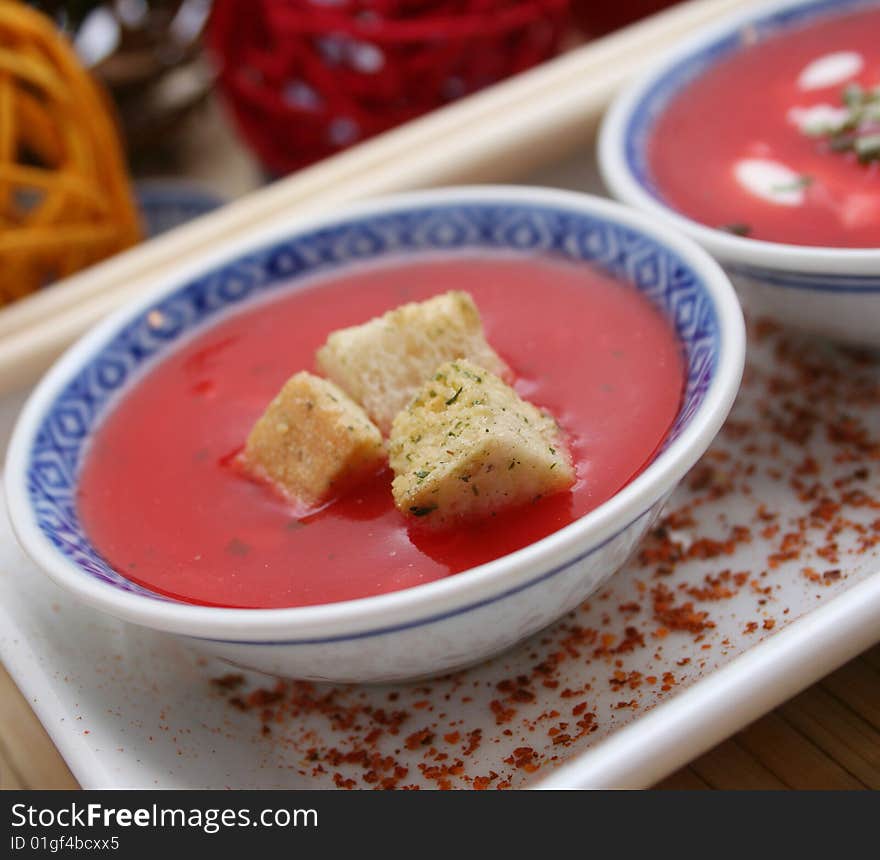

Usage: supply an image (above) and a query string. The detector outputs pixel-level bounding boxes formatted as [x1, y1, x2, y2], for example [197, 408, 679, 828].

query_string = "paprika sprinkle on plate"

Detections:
[209, 319, 880, 789]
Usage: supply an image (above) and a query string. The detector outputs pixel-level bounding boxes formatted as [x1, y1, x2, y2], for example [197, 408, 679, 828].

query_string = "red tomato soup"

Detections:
[77, 257, 685, 609]
[648, 4, 880, 247]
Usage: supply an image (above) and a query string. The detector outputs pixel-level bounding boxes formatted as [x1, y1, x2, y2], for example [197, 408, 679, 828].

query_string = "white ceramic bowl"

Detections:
[599, 0, 880, 346]
[5, 187, 744, 683]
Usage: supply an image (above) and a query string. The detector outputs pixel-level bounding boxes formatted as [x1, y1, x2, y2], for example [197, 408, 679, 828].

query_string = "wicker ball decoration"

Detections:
[0, 2, 140, 306]
[207, 0, 571, 175]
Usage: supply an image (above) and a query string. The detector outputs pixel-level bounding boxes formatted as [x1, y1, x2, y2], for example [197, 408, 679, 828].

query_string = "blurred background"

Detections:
[0, 0, 682, 307]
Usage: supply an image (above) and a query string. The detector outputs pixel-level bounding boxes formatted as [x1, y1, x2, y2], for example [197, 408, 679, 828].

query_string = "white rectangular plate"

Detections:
[2, 157, 879, 789]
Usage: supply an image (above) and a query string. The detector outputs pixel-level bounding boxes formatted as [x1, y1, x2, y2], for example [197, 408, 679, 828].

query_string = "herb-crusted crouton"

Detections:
[315, 291, 510, 435]
[388, 359, 575, 527]
[243, 371, 385, 511]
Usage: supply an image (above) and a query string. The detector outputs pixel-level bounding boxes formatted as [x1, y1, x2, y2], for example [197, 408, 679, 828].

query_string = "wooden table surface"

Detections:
[2, 77, 879, 793]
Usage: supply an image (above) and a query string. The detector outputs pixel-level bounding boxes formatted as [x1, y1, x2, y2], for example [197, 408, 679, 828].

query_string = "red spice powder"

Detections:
[208, 320, 879, 789]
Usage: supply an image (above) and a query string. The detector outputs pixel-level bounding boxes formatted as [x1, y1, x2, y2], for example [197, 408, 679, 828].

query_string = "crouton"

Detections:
[243, 371, 385, 511]
[388, 359, 575, 527]
[316, 291, 509, 435]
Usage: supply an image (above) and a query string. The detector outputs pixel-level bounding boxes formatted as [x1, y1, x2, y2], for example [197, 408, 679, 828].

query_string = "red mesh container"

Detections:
[207, 0, 571, 175]
[571, 1, 680, 37]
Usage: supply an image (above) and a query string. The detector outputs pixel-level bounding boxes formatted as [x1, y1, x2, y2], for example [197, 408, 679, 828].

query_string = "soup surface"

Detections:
[647, 4, 880, 247]
[78, 256, 685, 608]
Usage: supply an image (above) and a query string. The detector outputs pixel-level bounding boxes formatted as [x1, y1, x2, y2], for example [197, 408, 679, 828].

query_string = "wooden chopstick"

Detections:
[0, 0, 760, 394]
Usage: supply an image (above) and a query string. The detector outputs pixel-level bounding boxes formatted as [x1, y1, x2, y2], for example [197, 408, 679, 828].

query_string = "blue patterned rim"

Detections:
[605, 0, 880, 288]
[22, 197, 723, 619]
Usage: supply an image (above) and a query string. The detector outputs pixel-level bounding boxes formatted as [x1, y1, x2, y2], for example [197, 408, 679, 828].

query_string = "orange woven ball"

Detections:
[0, 2, 141, 307]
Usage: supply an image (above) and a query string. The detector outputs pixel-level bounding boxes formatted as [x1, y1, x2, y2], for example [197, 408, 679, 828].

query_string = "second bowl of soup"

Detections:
[600, 0, 880, 344]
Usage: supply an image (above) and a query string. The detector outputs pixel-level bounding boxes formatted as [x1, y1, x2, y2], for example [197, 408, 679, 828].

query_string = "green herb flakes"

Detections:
[445, 386, 463, 405]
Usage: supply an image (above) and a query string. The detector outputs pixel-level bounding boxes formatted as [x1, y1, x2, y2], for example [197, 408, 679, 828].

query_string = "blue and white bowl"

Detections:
[599, 0, 880, 346]
[4, 187, 744, 683]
